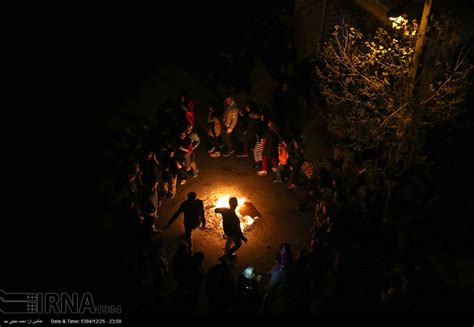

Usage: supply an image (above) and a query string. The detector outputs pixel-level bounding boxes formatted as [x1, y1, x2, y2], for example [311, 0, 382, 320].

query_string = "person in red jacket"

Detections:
[178, 91, 196, 129]
[274, 138, 289, 182]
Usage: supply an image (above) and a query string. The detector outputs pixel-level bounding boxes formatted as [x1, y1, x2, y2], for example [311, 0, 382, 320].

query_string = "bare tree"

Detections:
[316, 14, 472, 184]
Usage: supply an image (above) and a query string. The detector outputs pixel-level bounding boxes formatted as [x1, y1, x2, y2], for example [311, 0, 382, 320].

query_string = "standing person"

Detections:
[205, 260, 235, 313]
[124, 164, 142, 217]
[140, 149, 160, 189]
[274, 138, 289, 183]
[221, 95, 239, 157]
[257, 119, 279, 176]
[234, 104, 250, 157]
[176, 130, 192, 171]
[175, 130, 190, 185]
[207, 104, 222, 156]
[178, 91, 196, 130]
[164, 192, 206, 253]
[287, 137, 305, 190]
[215, 197, 248, 259]
[235, 103, 261, 158]
[161, 147, 184, 198]
[172, 242, 191, 288]
[235, 266, 262, 314]
[141, 179, 160, 218]
[253, 133, 265, 170]
[185, 124, 200, 178]
[297, 161, 320, 211]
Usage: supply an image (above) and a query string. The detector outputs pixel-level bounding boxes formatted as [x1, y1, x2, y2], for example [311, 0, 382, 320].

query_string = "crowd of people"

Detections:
[110, 82, 418, 314]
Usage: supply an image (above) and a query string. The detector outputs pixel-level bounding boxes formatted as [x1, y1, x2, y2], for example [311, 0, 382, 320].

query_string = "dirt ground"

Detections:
[105, 58, 322, 312]
[155, 144, 314, 292]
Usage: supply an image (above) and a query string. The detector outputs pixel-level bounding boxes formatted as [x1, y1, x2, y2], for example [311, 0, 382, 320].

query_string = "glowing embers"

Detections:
[204, 194, 259, 235]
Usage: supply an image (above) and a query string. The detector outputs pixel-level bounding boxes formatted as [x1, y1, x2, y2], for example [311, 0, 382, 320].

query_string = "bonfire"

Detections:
[204, 194, 259, 235]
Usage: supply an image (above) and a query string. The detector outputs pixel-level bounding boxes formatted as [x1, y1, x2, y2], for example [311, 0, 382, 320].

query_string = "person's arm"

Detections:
[223, 111, 231, 129]
[249, 113, 260, 119]
[211, 119, 217, 137]
[228, 110, 238, 132]
[214, 207, 225, 214]
[178, 145, 190, 153]
[192, 133, 201, 150]
[165, 203, 184, 228]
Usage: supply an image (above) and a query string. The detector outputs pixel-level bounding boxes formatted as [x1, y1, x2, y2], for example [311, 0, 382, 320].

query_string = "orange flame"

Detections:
[214, 194, 257, 231]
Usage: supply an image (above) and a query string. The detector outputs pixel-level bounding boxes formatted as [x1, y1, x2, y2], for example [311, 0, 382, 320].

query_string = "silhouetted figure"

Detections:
[263, 253, 284, 294]
[279, 243, 293, 269]
[298, 165, 320, 211]
[286, 248, 311, 313]
[140, 149, 160, 189]
[172, 243, 191, 288]
[380, 269, 409, 314]
[125, 164, 142, 217]
[287, 137, 305, 190]
[165, 192, 206, 253]
[141, 179, 160, 222]
[262, 253, 284, 313]
[235, 266, 262, 314]
[215, 197, 248, 259]
[205, 261, 235, 313]
[161, 147, 183, 198]
[182, 252, 205, 303]
[151, 236, 168, 298]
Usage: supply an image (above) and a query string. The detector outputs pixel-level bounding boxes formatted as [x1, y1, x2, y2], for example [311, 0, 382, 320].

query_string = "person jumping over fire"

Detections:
[215, 197, 248, 260]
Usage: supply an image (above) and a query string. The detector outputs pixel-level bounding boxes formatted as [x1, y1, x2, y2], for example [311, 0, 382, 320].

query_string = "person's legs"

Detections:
[223, 133, 229, 151]
[185, 229, 193, 253]
[171, 175, 177, 195]
[288, 166, 297, 190]
[227, 237, 242, 255]
[241, 136, 249, 155]
[258, 157, 268, 175]
[275, 164, 283, 182]
[178, 166, 188, 185]
[162, 170, 172, 192]
[235, 132, 244, 154]
[271, 157, 278, 172]
[185, 153, 192, 171]
[208, 135, 218, 153]
[225, 237, 233, 253]
[190, 161, 199, 177]
[223, 133, 234, 154]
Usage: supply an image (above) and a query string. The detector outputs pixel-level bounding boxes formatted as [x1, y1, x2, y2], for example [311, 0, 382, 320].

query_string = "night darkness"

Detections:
[3, 0, 474, 321]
